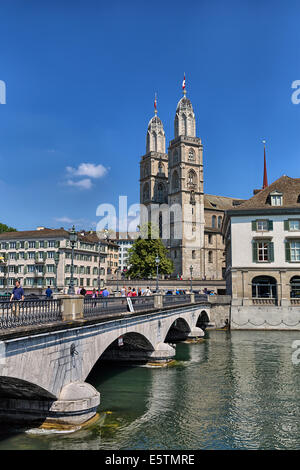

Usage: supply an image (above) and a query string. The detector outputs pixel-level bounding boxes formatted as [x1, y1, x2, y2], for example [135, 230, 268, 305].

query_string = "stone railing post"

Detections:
[154, 294, 163, 309]
[53, 294, 84, 321]
[190, 293, 195, 303]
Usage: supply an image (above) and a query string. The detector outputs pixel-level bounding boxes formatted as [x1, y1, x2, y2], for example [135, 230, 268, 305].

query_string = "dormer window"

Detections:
[270, 191, 283, 206]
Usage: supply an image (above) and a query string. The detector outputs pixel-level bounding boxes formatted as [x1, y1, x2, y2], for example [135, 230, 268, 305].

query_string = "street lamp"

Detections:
[97, 242, 102, 294]
[190, 265, 193, 293]
[68, 225, 78, 295]
[0, 256, 6, 294]
[54, 252, 60, 292]
[155, 254, 160, 293]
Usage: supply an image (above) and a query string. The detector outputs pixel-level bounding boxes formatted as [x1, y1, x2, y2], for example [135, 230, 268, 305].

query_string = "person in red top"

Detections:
[127, 287, 132, 297]
[131, 288, 137, 297]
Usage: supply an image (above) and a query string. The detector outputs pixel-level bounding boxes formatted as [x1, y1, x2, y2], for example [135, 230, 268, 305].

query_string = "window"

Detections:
[187, 170, 196, 186]
[270, 191, 283, 206]
[28, 251, 35, 259]
[285, 219, 300, 231]
[218, 216, 222, 229]
[212, 216, 216, 228]
[9, 242, 16, 249]
[208, 234, 213, 244]
[29, 241, 36, 248]
[171, 171, 179, 190]
[208, 251, 213, 263]
[257, 220, 268, 231]
[290, 276, 300, 298]
[252, 240, 274, 262]
[192, 250, 196, 259]
[286, 240, 300, 262]
[188, 148, 195, 161]
[252, 276, 277, 300]
[252, 220, 273, 231]
[47, 251, 55, 259]
[48, 240, 56, 247]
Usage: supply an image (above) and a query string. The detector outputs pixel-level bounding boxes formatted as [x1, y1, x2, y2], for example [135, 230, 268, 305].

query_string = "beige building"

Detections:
[140, 89, 243, 280]
[0, 227, 109, 292]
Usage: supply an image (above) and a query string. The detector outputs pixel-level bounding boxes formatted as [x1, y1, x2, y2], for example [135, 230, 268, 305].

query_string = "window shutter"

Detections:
[35, 241, 39, 249]
[16, 253, 19, 260]
[284, 220, 289, 231]
[56, 240, 60, 248]
[43, 252, 47, 261]
[23, 266, 27, 274]
[285, 241, 291, 262]
[24, 253, 28, 260]
[268, 220, 273, 231]
[44, 241, 48, 248]
[252, 241, 258, 262]
[268, 242, 274, 262]
[252, 220, 257, 231]
[25, 241, 28, 250]
[16, 242, 20, 250]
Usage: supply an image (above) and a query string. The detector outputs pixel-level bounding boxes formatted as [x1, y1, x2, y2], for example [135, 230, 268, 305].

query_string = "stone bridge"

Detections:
[0, 300, 210, 427]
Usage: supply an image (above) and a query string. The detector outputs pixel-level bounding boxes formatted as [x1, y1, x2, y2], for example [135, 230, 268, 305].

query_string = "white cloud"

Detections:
[66, 178, 93, 190]
[66, 163, 108, 179]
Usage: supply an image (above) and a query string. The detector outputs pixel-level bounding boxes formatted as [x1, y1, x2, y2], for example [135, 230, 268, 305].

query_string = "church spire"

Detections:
[174, 74, 196, 138]
[262, 140, 268, 189]
[146, 95, 166, 153]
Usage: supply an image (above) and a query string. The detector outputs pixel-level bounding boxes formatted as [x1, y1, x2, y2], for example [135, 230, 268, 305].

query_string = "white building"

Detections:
[223, 175, 300, 329]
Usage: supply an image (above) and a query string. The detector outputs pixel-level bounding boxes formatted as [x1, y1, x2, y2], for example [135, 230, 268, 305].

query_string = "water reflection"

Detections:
[1, 331, 300, 449]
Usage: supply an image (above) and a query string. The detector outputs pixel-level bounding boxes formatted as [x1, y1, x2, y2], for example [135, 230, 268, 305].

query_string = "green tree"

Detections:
[126, 223, 173, 279]
[0, 223, 17, 234]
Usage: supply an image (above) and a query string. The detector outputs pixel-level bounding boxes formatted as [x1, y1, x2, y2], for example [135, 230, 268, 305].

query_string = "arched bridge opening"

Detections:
[164, 318, 191, 343]
[196, 311, 210, 331]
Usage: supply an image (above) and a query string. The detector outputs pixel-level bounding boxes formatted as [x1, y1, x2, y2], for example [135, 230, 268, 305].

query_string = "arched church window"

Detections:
[157, 183, 164, 203]
[143, 183, 150, 202]
[218, 216, 222, 229]
[152, 131, 157, 152]
[192, 250, 196, 259]
[188, 148, 195, 161]
[187, 170, 197, 187]
[172, 171, 179, 191]
[190, 190, 195, 205]
[208, 251, 213, 263]
[182, 114, 187, 135]
[173, 150, 179, 164]
[212, 215, 216, 228]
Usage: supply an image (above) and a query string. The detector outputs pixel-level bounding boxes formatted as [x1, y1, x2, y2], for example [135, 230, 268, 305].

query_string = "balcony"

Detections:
[252, 298, 277, 306]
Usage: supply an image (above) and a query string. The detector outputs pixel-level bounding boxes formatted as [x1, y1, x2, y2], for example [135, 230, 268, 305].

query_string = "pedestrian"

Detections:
[80, 286, 87, 296]
[102, 287, 109, 308]
[143, 286, 152, 296]
[45, 285, 53, 299]
[127, 287, 132, 297]
[121, 286, 126, 297]
[138, 287, 142, 296]
[10, 279, 25, 317]
[92, 288, 97, 298]
[131, 288, 137, 297]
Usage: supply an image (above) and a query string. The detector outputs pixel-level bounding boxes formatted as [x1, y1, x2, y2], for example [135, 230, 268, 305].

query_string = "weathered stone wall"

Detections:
[231, 304, 300, 330]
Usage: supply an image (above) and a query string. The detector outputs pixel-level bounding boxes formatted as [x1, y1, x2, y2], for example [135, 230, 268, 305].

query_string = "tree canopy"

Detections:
[0, 223, 17, 234]
[126, 223, 173, 279]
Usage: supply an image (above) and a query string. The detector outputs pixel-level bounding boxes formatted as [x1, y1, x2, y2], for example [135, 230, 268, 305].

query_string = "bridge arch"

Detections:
[164, 317, 191, 342]
[0, 376, 56, 400]
[196, 310, 210, 331]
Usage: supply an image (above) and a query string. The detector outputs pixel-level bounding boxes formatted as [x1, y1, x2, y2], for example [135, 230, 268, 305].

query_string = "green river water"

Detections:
[1, 330, 300, 450]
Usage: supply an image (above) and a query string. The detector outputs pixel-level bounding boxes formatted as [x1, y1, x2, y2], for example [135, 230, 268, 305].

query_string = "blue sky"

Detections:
[1, 0, 300, 231]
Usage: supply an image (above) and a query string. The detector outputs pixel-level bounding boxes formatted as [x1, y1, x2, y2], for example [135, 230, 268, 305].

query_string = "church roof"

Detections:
[229, 175, 300, 211]
[176, 96, 194, 112]
[147, 115, 164, 129]
[204, 194, 245, 211]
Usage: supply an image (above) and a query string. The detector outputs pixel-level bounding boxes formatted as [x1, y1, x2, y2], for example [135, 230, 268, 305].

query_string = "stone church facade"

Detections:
[139, 89, 243, 280]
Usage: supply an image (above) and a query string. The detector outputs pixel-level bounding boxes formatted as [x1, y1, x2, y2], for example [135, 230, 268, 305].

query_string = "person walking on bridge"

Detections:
[10, 280, 24, 317]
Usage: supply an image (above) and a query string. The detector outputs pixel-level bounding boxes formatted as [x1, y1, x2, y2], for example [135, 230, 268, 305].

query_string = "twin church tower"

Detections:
[139, 82, 206, 279]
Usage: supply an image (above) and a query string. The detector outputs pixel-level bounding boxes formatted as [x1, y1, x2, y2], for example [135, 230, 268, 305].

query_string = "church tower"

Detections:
[140, 96, 168, 229]
[168, 80, 205, 279]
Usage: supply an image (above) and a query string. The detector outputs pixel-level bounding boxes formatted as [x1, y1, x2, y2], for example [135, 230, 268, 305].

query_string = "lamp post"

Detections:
[68, 225, 78, 295]
[97, 242, 102, 294]
[116, 268, 120, 293]
[0, 256, 6, 294]
[155, 254, 160, 293]
[190, 265, 193, 293]
[54, 252, 60, 292]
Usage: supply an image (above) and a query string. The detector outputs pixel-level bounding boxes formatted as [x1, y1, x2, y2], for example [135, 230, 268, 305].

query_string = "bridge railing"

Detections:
[163, 294, 192, 306]
[83, 295, 156, 318]
[0, 299, 62, 329]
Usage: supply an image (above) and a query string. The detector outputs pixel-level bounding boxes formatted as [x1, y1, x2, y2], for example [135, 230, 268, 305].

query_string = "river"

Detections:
[1, 330, 300, 450]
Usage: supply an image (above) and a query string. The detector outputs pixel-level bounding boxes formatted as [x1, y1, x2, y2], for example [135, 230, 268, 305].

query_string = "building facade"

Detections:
[0, 227, 108, 292]
[223, 176, 300, 328]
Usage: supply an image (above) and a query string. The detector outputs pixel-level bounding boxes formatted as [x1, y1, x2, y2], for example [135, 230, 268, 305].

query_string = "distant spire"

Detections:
[182, 73, 186, 96]
[262, 140, 268, 189]
[154, 93, 157, 115]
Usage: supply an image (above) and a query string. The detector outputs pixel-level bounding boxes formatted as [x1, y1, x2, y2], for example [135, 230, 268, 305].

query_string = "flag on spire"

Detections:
[262, 140, 268, 189]
[182, 73, 186, 91]
[154, 93, 157, 113]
